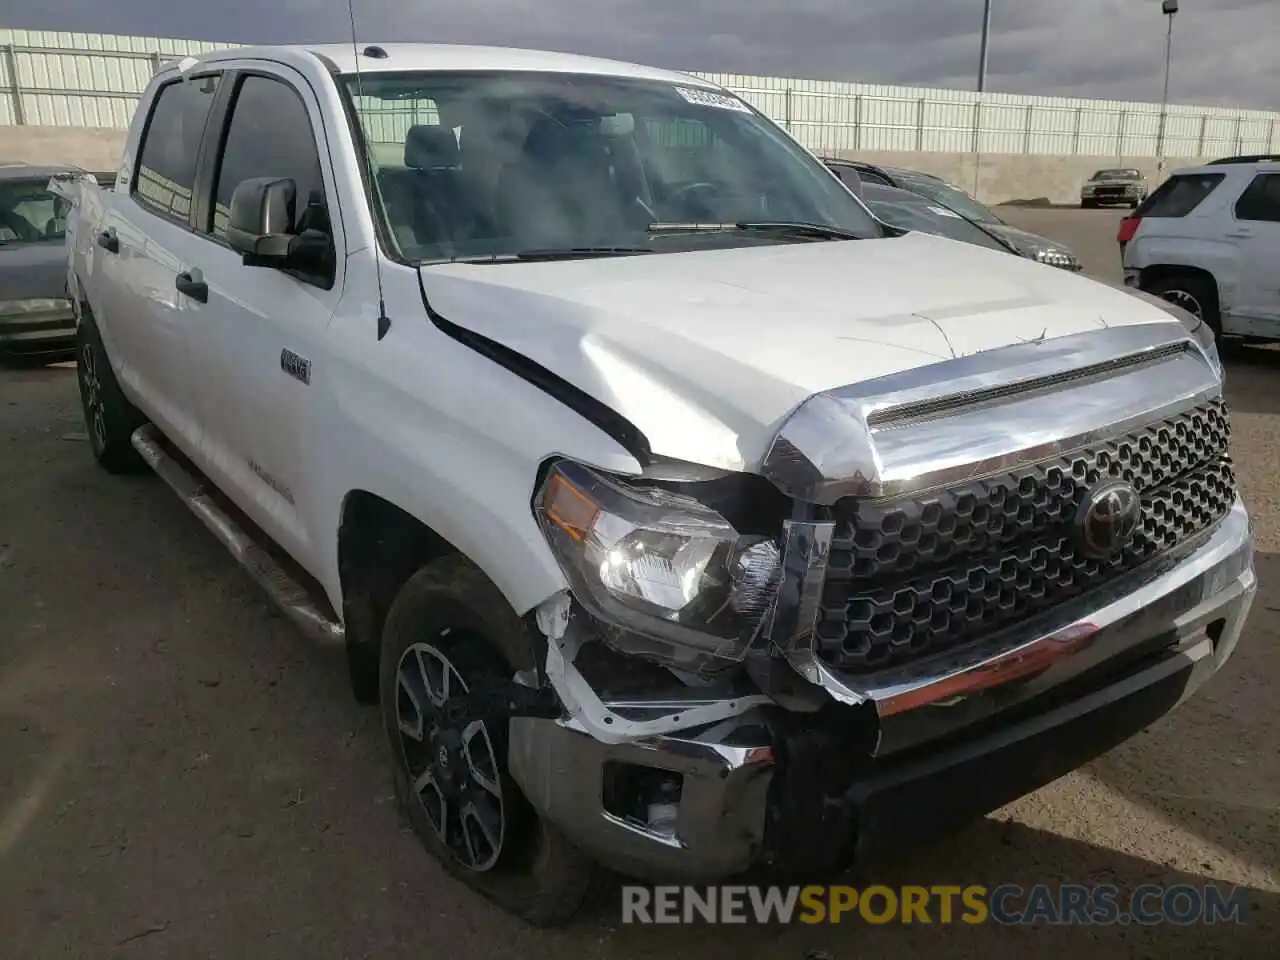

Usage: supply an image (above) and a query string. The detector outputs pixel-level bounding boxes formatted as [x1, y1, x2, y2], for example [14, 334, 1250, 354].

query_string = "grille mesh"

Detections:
[817, 399, 1234, 673]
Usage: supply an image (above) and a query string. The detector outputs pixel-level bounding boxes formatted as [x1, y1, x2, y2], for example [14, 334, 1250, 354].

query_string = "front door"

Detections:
[184, 66, 345, 572]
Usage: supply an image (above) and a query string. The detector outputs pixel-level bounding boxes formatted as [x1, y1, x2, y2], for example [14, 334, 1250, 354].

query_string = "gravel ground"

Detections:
[1, 209, 1276, 958]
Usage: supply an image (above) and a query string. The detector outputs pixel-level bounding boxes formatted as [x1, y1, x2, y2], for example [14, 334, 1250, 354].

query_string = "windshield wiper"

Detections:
[647, 220, 864, 240]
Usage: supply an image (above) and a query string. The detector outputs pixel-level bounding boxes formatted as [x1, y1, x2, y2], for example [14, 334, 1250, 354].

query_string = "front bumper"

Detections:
[0, 299, 77, 359]
[508, 500, 1255, 880]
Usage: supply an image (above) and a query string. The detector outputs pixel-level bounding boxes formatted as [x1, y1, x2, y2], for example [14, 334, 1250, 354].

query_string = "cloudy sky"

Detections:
[13, 0, 1280, 110]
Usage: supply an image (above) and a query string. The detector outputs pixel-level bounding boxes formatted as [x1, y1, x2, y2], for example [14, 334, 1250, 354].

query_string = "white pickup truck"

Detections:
[61, 42, 1256, 925]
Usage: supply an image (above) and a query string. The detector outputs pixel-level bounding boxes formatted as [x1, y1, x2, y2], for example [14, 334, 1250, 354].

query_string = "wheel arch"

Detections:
[335, 488, 560, 704]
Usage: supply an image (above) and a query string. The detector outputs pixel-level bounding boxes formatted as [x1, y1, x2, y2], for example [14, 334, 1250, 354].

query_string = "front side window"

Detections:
[0, 179, 70, 243]
[343, 71, 882, 262]
[1233, 173, 1280, 223]
[209, 74, 330, 240]
[133, 74, 220, 220]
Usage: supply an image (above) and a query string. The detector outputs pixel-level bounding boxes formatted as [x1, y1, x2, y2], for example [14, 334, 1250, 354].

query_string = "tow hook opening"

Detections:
[603, 762, 685, 842]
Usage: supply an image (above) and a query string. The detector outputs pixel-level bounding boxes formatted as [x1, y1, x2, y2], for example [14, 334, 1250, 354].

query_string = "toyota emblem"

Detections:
[1075, 480, 1141, 557]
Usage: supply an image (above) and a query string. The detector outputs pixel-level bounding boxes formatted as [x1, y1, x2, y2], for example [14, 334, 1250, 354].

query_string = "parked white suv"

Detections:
[58, 43, 1254, 926]
[1121, 155, 1280, 340]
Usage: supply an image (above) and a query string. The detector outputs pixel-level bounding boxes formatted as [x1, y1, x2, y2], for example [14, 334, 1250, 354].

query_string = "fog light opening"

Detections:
[1205, 617, 1226, 650]
[603, 761, 685, 839]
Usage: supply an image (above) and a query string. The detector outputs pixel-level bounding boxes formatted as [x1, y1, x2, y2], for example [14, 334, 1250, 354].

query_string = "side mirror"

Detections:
[225, 177, 332, 276]
[225, 177, 297, 259]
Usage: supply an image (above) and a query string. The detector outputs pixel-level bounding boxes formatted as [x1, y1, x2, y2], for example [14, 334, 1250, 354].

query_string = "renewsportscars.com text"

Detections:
[621, 884, 1248, 925]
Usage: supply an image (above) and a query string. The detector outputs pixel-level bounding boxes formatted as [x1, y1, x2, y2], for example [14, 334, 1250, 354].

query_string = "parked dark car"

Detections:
[1081, 167, 1148, 209]
[854, 181, 1021, 255]
[0, 163, 81, 364]
[824, 157, 1083, 271]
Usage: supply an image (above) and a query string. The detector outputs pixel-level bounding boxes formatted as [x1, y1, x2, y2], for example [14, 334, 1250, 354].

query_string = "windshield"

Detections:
[0, 179, 70, 244]
[896, 175, 1000, 224]
[862, 187, 1010, 254]
[1091, 169, 1141, 181]
[343, 71, 882, 262]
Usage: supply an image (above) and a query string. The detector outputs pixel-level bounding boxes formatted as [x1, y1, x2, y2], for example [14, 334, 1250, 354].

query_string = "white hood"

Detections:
[420, 232, 1180, 471]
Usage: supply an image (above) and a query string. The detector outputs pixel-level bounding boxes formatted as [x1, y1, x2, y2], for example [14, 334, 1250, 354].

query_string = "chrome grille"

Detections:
[817, 399, 1234, 673]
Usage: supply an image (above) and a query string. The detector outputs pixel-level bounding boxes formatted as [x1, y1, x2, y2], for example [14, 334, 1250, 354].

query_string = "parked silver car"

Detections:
[1081, 168, 1148, 209]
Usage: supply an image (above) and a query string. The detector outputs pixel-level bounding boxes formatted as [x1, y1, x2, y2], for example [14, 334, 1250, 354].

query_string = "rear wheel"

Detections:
[76, 309, 147, 474]
[378, 556, 595, 926]
[1144, 274, 1222, 336]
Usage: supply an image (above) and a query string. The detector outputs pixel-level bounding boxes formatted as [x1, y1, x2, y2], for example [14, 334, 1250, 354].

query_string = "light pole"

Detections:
[1156, 0, 1178, 175]
[977, 0, 993, 92]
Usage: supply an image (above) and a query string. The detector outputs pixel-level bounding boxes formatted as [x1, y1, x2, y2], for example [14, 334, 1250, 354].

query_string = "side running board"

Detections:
[130, 424, 345, 647]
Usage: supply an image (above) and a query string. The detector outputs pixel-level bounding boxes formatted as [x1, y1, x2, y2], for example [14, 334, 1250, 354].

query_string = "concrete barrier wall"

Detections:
[3, 124, 126, 171]
[4, 125, 1220, 206]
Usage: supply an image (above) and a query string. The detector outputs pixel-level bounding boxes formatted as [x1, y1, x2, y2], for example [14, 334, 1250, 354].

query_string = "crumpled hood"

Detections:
[0, 241, 69, 301]
[421, 232, 1181, 471]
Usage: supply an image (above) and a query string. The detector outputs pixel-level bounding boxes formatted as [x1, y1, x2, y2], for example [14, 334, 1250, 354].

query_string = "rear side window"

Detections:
[209, 75, 328, 240]
[133, 75, 221, 221]
[1135, 173, 1223, 218]
[1234, 174, 1280, 223]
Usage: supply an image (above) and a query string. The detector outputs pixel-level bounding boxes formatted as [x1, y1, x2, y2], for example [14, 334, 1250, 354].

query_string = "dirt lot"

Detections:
[1, 208, 1276, 958]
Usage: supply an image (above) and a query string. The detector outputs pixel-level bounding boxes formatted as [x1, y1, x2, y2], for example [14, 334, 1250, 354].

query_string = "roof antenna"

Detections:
[347, 0, 391, 340]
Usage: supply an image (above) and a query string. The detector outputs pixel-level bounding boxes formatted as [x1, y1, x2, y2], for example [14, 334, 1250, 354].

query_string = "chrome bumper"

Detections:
[509, 501, 1254, 880]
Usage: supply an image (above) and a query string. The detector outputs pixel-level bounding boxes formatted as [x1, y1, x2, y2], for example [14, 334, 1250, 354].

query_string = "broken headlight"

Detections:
[534, 460, 782, 672]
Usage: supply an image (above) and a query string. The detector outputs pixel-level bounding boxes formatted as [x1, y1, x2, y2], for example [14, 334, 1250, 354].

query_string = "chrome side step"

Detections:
[130, 424, 345, 647]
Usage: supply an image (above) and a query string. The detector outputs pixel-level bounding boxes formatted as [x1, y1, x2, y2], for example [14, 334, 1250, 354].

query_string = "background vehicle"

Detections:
[0, 163, 81, 364]
[857, 181, 1018, 255]
[824, 157, 1082, 270]
[1082, 167, 1148, 209]
[62, 42, 1253, 928]
[1120, 155, 1280, 340]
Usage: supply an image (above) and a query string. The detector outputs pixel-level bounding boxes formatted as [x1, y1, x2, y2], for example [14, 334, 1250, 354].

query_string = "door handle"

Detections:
[175, 269, 209, 304]
[97, 228, 119, 253]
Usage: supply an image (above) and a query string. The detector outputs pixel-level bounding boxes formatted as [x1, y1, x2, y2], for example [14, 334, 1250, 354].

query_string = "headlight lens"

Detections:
[534, 460, 781, 672]
[1032, 247, 1082, 271]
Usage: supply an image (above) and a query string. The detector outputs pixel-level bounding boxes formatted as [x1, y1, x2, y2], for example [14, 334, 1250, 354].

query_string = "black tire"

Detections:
[1081, 199, 1097, 209]
[1144, 274, 1223, 337]
[378, 555, 595, 926]
[76, 308, 148, 474]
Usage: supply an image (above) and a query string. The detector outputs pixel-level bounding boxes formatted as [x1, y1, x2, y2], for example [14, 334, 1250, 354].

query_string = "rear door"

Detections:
[106, 71, 223, 452]
[1228, 171, 1280, 332]
[183, 65, 345, 569]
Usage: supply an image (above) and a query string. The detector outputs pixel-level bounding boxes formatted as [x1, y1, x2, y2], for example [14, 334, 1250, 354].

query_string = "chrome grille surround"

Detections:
[758, 321, 1234, 710]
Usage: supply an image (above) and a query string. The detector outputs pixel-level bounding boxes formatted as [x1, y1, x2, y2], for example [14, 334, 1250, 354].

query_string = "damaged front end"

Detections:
[507, 322, 1256, 881]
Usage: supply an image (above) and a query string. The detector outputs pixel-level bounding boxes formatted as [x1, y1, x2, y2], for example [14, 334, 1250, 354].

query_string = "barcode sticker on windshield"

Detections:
[675, 86, 753, 113]
[928, 205, 961, 218]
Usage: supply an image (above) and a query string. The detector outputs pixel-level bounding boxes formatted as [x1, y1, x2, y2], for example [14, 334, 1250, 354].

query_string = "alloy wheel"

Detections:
[394, 638, 506, 873]
[80, 342, 107, 450]
[1158, 288, 1204, 321]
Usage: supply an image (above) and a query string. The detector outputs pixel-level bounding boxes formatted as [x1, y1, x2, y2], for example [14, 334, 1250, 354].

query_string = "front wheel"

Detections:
[378, 556, 595, 926]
